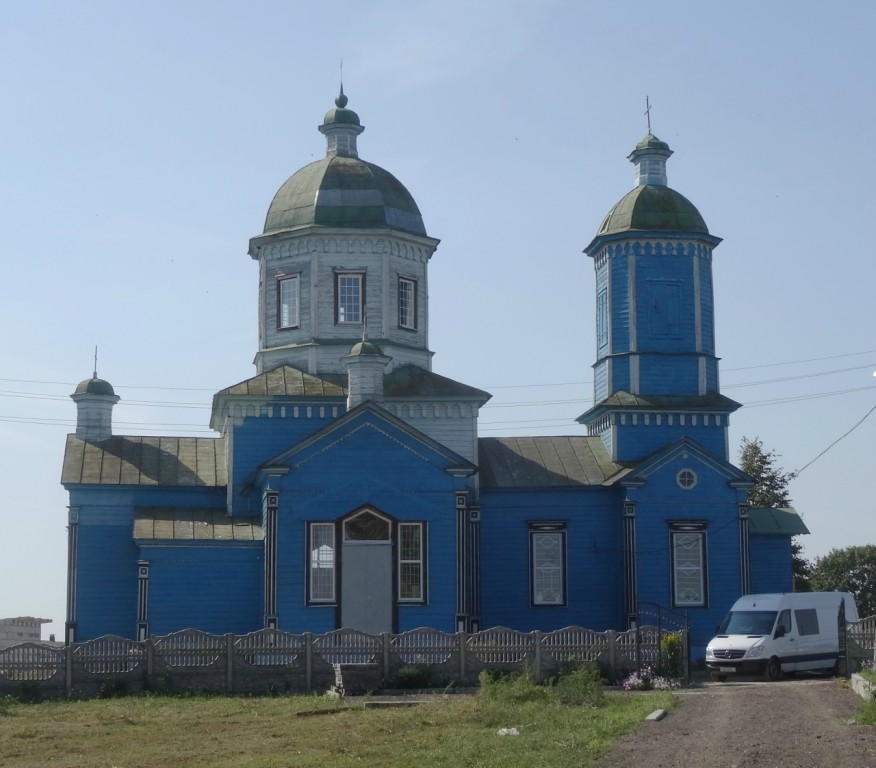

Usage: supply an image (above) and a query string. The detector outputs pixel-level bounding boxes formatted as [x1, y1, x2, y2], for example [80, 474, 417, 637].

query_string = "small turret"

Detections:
[71, 373, 119, 441]
[344, 340, 391, 409]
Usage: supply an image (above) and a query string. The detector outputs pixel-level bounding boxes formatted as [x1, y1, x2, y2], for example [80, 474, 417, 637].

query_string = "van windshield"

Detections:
[718, 610, 777, 635]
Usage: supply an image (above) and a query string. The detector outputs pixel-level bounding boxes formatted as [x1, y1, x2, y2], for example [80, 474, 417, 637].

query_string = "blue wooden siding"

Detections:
[479, 487, 625, 631]
[140, 543, 263, 636]
[627, 453, 744, 658]
[75, 512, 139, 640]
[748, 535, 794, 594]
[613, 420, 728, 464]
[228, 408, 344, 515]
[265, 413, 467, 633]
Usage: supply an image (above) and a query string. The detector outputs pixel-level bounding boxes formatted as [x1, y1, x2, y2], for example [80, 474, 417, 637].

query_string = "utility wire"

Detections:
[791, 405, 876, 478]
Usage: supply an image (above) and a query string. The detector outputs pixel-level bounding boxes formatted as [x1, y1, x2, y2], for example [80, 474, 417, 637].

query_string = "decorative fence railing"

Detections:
[0, 624, 675, 697]
[1, 617, 870, 698]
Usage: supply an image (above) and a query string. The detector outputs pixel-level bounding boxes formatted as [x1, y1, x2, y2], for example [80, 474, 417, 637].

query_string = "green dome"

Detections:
[633, 133, 670, 153]
[264, 155, 426, 236]
[322, 90, 360, 126]
[74, 376, 116, 397]
[348, 340, 385, 357]
[596, 185, 709, 236]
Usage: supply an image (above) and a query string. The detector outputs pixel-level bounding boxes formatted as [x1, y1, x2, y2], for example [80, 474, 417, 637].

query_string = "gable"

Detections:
[619, 437, 752, 489]
[255, 402, 476, 482]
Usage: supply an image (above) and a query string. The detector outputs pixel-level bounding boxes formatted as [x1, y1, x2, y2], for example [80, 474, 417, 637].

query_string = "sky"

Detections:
[1, 0, 874, 640]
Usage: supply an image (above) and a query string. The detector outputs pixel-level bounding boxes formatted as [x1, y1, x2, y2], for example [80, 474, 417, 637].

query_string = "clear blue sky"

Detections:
[1, 0, 874, 639]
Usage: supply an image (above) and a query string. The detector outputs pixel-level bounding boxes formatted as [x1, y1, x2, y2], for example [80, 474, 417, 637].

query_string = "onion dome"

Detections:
[348, 339, 385, 357]
[263, 89, 426, 237]
[595, 134, 709, 236]
[74, 375, 116, 397]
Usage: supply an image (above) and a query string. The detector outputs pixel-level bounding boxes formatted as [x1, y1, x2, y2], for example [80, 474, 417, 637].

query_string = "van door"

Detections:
[770, 609, 798, 674]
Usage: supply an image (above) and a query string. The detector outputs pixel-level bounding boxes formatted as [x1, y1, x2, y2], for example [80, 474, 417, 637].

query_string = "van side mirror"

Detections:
[774, 626, 785, 639]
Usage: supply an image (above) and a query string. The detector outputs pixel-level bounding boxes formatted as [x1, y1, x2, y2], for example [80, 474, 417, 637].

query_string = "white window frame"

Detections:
[278, 275, 300, 329]
[398, 522, 425, 602]
[530, 522, 566, 606]
[670, 524, 706, 607]
[308, 523, 336, 603]
[398, 277, 416, 330]
[336, 273, 363, 325]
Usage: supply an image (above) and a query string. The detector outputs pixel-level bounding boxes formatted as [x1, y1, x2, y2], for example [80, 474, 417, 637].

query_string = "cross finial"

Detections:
[93, 346, 98, 379]
[644, 95, 652, 134]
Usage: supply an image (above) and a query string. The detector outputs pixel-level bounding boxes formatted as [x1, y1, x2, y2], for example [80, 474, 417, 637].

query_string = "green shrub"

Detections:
[388, 664, 437, 689]
[553, 665, 605, 707]
[478, 667, 549, 703]
[659, 631, 684, 678]
[98, 678, 130, 698]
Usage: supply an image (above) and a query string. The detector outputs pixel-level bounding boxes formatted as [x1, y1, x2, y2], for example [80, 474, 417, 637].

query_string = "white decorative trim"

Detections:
[296, 422, 431, 468]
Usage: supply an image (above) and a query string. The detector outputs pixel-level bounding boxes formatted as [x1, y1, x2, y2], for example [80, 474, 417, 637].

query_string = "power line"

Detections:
[791, 405, 876, 478]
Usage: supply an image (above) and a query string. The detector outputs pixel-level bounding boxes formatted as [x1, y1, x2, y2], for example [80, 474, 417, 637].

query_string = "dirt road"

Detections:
[594, 679, 876, 768]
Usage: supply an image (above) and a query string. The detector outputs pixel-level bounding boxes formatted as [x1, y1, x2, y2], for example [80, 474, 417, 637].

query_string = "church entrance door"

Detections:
[340, 509, 393, 633]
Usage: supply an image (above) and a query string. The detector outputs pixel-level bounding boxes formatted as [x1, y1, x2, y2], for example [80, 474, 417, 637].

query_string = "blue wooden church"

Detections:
[61, 92, 806, 658]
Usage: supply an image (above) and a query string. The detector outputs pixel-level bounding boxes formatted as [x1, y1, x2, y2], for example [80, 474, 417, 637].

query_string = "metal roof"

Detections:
[264, 156, 426, 236]
[61, 435, 226, 487]
[597, 184, 709, 236]
[748, 507, 810, 536]
[134, 507, 262, 541]
[478, 436, 621, 489]
[214, 366, 347, 398]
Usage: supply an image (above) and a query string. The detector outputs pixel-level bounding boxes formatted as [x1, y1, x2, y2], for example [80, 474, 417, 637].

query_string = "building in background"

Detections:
[61, 92, 806, 658]
[0, 617, 54, 648]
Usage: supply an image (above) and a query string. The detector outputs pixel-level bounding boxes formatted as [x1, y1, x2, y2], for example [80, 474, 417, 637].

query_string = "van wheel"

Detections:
[764, 657, 781, 681]
[711, 673, 727, 683]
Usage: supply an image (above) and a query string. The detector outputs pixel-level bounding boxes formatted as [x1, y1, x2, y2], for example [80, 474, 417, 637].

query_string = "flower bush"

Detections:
[621, 666, 680, 691]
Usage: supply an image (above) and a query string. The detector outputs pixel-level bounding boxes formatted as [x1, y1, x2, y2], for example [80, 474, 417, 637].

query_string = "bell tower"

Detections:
[578, 134, 739, 463]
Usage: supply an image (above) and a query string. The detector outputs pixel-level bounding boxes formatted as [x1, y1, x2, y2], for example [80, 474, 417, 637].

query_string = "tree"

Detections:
[810, 545, 876, 618]
[738, 437, 812, 591]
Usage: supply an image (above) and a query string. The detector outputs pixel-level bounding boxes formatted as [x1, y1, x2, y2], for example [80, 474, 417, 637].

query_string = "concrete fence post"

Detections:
[65, 644, 73, 696]
[607, 630, 617, 679]
[225, 634, 234, 693]
[533, 631, 543, 681]
[305, 633, 313, 692]
[382, 633, 391, 683]
[459, 632, 467, 683]
[146, 637, 154, 689]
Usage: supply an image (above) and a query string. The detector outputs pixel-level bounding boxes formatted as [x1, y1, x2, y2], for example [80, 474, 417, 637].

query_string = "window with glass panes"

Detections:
[398, 277, 416, 329]
[398, 522, 424, 601]
[530, 523, 566, 606]
[308, 523, 335, 602]
[278, 275, 299, 329]
[336, 273, 362, 324]
[671, 526, 706, 607]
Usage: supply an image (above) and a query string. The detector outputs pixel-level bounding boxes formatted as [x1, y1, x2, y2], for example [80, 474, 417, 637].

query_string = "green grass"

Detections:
[0, 686, 674, 767]
[854, 666, 876, 726]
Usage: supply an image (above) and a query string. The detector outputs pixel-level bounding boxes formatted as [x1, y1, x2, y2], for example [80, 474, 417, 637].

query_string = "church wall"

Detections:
[634, 254, 698, 354]
[613, 420, 728, 463]
[227, 408, 343, 515]
[478, 487, 624, 631]
[382, 403, 479, 464]
[70, 486, 233, 641]
[74, 507, 139, 640]
[637, 355, 700, 396]
[270, 426, 464, 633]
[628, 462, 743, 657]
[748, 535, 794, 594]
[139, 542, 263, 636]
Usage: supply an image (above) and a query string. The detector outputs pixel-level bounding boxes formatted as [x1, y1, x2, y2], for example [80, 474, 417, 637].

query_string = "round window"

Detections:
[677, 469, 697, 490]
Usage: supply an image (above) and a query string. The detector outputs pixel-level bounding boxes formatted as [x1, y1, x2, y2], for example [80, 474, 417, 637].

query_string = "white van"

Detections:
[705, 592, 859, 681]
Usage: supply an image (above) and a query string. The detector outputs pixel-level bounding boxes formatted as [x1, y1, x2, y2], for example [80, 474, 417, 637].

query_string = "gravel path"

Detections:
[594, 679, 876, 768]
